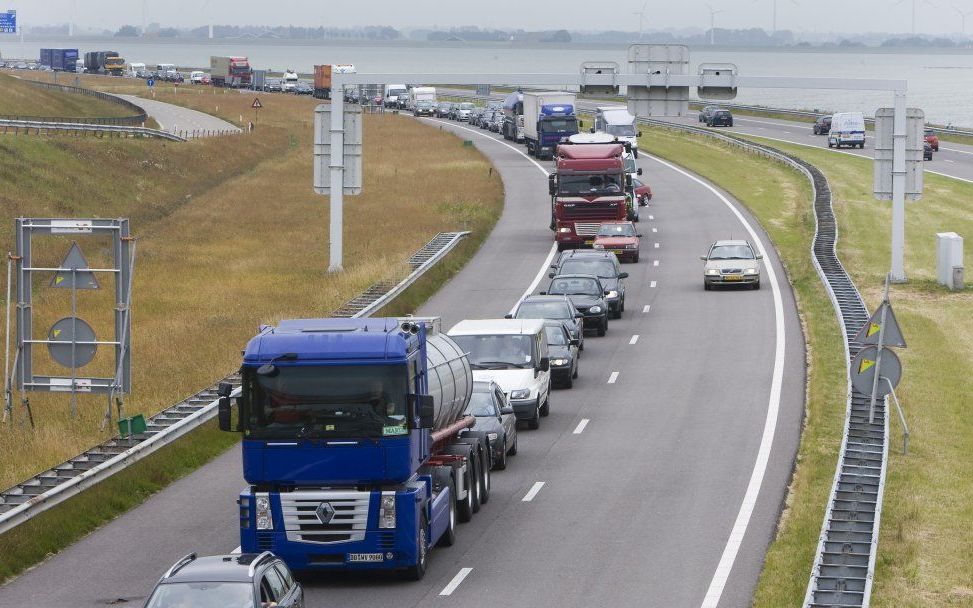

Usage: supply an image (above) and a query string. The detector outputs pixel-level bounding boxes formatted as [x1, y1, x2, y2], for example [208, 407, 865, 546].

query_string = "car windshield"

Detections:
[606, 124, 636, 137]
[544, 325, 569, 346]
[516, 301, 572, 319]
[464, 391, 498, 417]
[548, 277, 601, 296]
[451, 334, 534, 369]
[145, 582, 253, 608]
[559, 259, 617, 278]
[243, 364, 408, 439]
[598, 224, 636, 237]
[709, 244, 754, 260]
[558, 174, 623, 195]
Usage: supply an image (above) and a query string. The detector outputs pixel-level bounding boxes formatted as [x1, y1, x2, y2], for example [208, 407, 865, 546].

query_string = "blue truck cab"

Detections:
[220, 317, 478, 579]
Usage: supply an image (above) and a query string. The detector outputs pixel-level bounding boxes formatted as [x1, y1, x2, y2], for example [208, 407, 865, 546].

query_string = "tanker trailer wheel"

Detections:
[459, 433, 491, 504]
[437, 478, 457, 547]
[402, 512, 429, 580]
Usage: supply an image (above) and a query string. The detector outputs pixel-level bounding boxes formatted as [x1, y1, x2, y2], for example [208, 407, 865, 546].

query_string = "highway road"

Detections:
[0, 113, 805, 607]
[116, 94, 241, 137]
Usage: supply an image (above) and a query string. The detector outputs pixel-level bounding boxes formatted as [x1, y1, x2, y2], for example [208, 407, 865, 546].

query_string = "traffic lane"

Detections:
[666, 113, 973, 182]
[433, 154, 801, 606]
[0, 446, 245, 607]
[416, 117, 553, 326]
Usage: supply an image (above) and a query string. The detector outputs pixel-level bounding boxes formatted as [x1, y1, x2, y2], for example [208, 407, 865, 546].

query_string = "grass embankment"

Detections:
[734, 138, 972, 607]
[0, 90, 503, 580]
[636, 126, 848, 607]
[0, 72, 135, 118]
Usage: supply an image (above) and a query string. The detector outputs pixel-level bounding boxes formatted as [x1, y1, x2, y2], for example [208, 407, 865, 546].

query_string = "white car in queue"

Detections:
[700, 239, 763, 290]
[448, 319, 551, 430]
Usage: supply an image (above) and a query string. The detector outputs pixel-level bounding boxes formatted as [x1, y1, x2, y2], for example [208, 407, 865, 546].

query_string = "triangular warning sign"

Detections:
[50, 242, 100, 290]
[854, 301, 906, 348]
[252, 98, 262, 109]
[858, 358, 876, 374]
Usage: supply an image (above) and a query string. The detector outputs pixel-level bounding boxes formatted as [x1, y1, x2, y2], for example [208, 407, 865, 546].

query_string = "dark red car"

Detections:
[924, 128, 939, 152]
[633, 178, 652, 206]
[593, 221, 641, 262]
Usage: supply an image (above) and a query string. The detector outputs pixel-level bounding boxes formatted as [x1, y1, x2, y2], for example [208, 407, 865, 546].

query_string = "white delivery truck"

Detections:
[281, 69, 299, 93]
[384, 84, 408, 108]
[595, 106, 642, 156]
[828, 111, 866, 149]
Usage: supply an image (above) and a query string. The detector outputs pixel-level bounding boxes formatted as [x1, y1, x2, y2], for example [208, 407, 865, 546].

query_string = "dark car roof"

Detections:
[165, 554, 269, 583]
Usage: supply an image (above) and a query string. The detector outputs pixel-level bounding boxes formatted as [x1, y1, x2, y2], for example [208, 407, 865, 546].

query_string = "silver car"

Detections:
[701, 239, 763, 290]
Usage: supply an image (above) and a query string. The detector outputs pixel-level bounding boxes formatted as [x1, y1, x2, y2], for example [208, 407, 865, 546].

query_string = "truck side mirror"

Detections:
[500, 406, 515, 415]
[218, 397, 233, 432]
[417, 395, 435, 428]
[569, 338, 580, 346]
[637, 168, 643, 176]
[618, 272, 629, 279]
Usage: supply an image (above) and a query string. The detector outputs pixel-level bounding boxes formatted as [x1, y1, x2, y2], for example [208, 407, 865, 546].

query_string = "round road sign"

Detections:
[850, 345, 902, 397]
[47, 317, 98, 369]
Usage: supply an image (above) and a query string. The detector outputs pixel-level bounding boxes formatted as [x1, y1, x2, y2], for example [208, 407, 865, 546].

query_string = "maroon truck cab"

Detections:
[549, 142, 628, 250]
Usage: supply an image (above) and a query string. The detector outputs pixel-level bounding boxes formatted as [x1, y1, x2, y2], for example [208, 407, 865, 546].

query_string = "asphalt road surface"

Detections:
[117, 93, 241, 137]
[0, 113, 805, 608]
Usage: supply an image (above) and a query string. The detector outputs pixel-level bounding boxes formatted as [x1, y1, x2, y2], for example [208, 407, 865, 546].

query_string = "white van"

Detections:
[448, 319, 551, 429]
[595, 106, 642, 155]
[828, 111, 866, 149]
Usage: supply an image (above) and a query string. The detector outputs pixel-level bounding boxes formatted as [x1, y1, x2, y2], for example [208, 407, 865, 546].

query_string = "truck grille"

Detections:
[574, 222, 602, 237]
[280, 490, 370, 545]
[559, 201, 622, 221]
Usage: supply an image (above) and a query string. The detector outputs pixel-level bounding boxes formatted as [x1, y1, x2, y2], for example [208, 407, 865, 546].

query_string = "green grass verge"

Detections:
[636, 126, 848, 606]
[0, 72, 136, 118]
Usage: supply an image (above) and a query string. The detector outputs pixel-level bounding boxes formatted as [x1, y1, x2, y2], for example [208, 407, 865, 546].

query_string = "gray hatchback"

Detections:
[143, 552, 304, 608]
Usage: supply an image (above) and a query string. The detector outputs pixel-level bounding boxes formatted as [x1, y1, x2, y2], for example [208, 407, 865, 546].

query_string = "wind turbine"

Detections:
[633, 2, 648, 42]
[895, 0, 937, 35]
[752, 0, 799, 35]
[201, 0, 214, 39]
[707, 4, 722, 45]
[954, 5, 972, 34]
[69, 0, 76, 36]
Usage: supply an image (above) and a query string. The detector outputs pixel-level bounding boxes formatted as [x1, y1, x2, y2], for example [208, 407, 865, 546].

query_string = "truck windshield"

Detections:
[558, 174, 622, 195]
[607, 124, 636, 137]
[243, 364, 408, 439]
[451, 334, 534, 370]
[540, 118, 578, 133]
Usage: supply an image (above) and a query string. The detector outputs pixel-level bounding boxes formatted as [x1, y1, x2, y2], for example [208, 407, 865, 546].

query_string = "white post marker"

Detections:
[440, 568, 473, 596]
[607, 371, 619, 384]
[522, 482, 545, 502]
[573, 418, 590, 434]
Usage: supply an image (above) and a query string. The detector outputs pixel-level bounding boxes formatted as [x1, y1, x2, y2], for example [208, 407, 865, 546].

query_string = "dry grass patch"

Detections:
[0, 72, 134, 118]
[0, 90, 503, 490]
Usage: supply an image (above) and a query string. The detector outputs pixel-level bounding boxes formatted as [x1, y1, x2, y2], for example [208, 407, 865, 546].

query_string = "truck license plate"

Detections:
[347, 553, 384, 562]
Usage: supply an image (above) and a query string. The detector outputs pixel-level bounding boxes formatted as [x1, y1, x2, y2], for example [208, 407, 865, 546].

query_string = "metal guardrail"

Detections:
[11, 79, 149, 126]
[637, 118, 887, 608]
[0, 118, 187, 141]
[0, 231, 469, 536]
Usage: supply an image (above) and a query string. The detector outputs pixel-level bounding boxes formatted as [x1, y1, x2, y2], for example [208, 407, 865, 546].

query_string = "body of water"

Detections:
[4, 37, 973, 126]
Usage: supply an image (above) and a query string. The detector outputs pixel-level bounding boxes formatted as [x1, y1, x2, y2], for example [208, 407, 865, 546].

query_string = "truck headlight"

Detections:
[744, 267, 759, 275]
[510, 389, 530, 400]
[558, 227, 572, 234]
[255, 493, 273, 530]
[705, 269, 720, 276]
[625, 244, 638, 249]
[379, 493, 396, 529]
[551, 358, 568, 366]
[589, 306, 602, 314]
[593, 243, 605, 249]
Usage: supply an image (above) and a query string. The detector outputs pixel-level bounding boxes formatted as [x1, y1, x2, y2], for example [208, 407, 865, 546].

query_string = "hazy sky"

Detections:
[4, 0, 969, 36]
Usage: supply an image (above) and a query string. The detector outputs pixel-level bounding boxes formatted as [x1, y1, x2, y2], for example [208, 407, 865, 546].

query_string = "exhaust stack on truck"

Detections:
[220, 317, 491, 579]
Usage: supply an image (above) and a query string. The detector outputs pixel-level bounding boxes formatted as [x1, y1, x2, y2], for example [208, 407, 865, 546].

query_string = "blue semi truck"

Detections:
[39, 48, 79, 72]
[218, 317, 490, 579]
[522, 91, 579, 159]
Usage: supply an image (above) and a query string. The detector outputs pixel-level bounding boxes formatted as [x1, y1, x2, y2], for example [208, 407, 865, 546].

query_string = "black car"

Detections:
[550, 250, 628, 318]
[464, 380, 518, 469]
[813, 115, 832, 135]
[295, 81, 313, 95]
[543, 274, 610, 336]
[143, 552, 303, 608]
[415, 100, 435, 116]
[707, 109, 733, 127]
[543, 320, 580, 388]
[699, 105, 720, 123]
[436, 102, 453, 118]
[506, 294, 584, 351]
[923, 141, 933, 161]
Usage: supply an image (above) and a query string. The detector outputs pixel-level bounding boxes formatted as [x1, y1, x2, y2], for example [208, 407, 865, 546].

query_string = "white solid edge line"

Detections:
[439, 567, 473, 596]
[522, 481, 545, 502]
[646, 155, 786, 608]
[418, 118, 562, 314]
[629, 334, 639, 345]
[607, 371, 619, 384]
[573, 418, 589, 434]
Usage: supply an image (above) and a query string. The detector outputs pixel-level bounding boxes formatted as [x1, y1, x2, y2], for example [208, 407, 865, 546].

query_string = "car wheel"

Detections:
[564, 372, 573, 389]
[754, 281, 761, 290]
[597, 318, 607, 336]
[620, 298, 625, 313]
[403, 512, 429, 580]
[508, 435, 518, 456]
[704, 282, 711, 291]
[495, 444, 507, 470]
[572, 360, 579, 379]
[527, 412, 540, 430]
[540, 395, 550, 416]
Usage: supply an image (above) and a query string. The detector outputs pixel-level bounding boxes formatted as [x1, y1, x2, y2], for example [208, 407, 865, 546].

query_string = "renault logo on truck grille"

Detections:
[316, 502, 336, 524]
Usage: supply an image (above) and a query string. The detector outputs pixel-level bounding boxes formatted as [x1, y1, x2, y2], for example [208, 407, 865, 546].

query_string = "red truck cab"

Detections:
[549, 142, 628, 250]
[924, 128, 939, 152]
